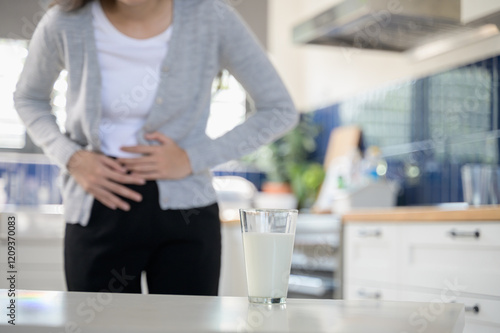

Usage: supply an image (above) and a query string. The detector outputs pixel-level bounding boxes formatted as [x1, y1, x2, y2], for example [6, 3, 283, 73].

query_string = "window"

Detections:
[0, 39, 28, 149]
[0, 38, 68, 150]
[207, 70, 247, 139]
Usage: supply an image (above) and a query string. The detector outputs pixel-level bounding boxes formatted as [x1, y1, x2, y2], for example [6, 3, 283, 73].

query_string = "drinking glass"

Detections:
[239, 209, 298, 304]
[461, 164, 493, 206]
[491, 166, 500, 205]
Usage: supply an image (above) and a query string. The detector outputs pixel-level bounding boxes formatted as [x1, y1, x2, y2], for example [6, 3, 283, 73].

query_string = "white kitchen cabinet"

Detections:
[343, 209, 500, 333]
[0, 253, 65, 292]
[219, 221, 247, 297]
[344, 224, 402, 284]
[400, 223, 500, 297]
[0, 237, 66, 291]
[0, 210, 66, 291]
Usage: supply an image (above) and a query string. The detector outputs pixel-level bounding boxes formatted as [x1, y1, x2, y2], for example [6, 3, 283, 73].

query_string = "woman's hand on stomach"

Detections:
[67, 150, 145, 211]
[118, 132, 192, 180]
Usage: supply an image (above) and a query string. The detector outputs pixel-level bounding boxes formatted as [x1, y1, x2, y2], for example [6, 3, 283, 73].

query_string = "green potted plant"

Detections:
[244, 114, 325, 209]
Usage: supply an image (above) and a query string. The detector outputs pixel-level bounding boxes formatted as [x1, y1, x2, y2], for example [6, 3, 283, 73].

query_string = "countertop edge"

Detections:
[342, 205, 500, 222]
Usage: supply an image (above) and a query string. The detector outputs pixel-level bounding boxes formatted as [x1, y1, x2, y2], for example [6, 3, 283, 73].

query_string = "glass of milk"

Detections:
[239, 209, 298, 304]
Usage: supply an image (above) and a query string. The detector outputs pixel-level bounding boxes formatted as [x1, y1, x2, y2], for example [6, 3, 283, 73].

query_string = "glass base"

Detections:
[248, 296, 286, 304]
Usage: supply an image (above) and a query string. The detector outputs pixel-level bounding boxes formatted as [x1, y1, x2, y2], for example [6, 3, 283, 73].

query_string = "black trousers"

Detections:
[64, 181, 221, 295]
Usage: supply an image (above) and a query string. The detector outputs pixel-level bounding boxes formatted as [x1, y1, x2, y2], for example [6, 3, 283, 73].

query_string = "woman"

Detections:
[14, 0, 297, 295]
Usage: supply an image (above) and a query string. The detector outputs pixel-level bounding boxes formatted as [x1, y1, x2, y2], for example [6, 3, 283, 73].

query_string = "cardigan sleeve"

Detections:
[13, 8, 82, 171]
[185, 2, 299, 174]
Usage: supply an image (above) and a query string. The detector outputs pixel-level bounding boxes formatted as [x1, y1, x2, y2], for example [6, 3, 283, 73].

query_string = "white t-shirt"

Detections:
[91, 1, 173, 158]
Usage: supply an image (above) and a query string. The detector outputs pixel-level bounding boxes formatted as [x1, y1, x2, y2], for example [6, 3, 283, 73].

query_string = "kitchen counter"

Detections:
[341, 205, 500, 333]
[342, 205, 500, 222]
[0, 289, 464, 333]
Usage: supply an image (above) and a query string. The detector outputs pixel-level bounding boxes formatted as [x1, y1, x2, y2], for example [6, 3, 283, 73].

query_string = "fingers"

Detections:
[145, 132, 173, 145]
[68, 151, 146, 211]
[101, 155, 127, 174]
[105, 167, 146, 185]
[130, 171, 162, 181]
[102, 179, 143, 203]
[126, 163, 158, 174]
[117, 155, 156, 167]
[115, 156, 158, 177]
[92, 187, 129, 211]
[120, 145, 156, 154]
[92, 180, 143, 211]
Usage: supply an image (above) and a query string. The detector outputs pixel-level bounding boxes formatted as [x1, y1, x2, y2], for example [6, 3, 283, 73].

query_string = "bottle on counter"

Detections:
[360, 146, 388, 183]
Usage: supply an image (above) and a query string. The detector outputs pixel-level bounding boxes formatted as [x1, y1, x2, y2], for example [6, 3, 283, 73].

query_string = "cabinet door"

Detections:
[344, 223, 401, 284]
[400, 222, 500, 297]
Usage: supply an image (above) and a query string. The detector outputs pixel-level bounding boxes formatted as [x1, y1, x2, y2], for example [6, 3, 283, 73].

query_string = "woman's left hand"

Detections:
[118, 132, 192, 180]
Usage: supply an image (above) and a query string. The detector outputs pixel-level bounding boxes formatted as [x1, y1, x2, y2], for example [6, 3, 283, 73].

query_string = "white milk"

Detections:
[242, 233, 295, 299]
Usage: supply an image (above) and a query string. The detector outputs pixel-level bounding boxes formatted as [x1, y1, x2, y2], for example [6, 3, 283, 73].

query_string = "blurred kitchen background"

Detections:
[1, 1, 500, 332]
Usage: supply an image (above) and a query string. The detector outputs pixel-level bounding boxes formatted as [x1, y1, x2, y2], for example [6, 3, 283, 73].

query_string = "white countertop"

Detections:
[1, 290, 464, 332]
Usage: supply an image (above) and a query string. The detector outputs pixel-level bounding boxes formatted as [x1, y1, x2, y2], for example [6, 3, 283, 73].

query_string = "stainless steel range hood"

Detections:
[293, 0, 499, 53]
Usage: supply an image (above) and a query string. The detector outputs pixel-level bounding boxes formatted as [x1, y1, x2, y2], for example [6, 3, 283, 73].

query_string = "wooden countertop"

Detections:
[342, 205, 500, 222]
[0, 289, 465, 333]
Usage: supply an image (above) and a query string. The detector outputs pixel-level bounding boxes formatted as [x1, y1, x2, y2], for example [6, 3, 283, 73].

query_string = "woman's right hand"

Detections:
[67, 150, 145, 211]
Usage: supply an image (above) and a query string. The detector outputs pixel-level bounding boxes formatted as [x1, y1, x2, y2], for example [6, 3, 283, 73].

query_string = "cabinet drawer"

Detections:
[402, 267, 500, 297]
[401, 222, 500, 248]
[344, 224, 401, 283]
[400, 289, 500, 327]
[344, 282, 402, 301]
[400, 223, 500, 296]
